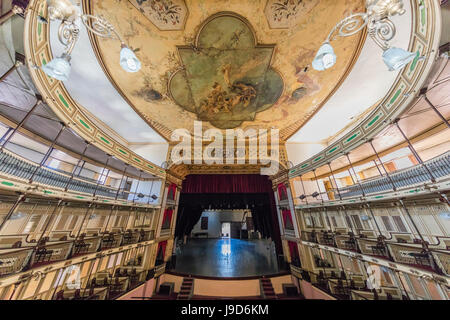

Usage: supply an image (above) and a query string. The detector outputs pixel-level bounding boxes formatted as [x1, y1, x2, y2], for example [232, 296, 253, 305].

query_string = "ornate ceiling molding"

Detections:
[288, 0, 442, 179]
[80, 0, 367, 142]
[22, 0, 166, 179]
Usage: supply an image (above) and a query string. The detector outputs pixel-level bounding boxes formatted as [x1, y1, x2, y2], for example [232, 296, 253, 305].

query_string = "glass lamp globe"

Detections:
[382, 47, 417, 71]
[312, 42, 337, 71]
[42, 53, 71, 81]
[120, 46, 141, 73]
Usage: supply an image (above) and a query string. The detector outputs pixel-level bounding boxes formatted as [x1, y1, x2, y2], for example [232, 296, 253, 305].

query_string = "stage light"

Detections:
[311, 192, 320, 198]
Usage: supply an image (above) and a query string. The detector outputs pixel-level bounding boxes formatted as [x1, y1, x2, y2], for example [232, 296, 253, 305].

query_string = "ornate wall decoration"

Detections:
[169, 13, 284, 129]
[265, 0, 319, 29]
[128, 0, 188, 31]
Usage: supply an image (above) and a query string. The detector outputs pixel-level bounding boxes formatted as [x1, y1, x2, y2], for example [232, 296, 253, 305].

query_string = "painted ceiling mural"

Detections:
[90, 0, 365, 139]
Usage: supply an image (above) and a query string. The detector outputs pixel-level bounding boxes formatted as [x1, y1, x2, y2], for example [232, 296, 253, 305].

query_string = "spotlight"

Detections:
[299, 195, 306, 200]
[311, 192, 320, 198]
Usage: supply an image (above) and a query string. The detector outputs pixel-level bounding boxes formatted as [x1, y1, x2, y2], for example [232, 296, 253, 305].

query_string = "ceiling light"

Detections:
[312, 0, 410, 72]
[43, 0, 141, 80]
[120, 46, 141, 73]
[312, 42, 336, 71]
[382, 47, 417, 71]
[42, 53, 71, 81]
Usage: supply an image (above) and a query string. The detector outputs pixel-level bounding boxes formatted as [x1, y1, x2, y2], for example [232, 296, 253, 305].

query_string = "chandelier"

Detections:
[41, 0, 141, 81]
[312, 0, 419, 72]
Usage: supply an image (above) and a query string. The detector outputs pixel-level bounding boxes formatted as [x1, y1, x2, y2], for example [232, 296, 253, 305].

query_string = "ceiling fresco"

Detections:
[88, 0, 365, 140]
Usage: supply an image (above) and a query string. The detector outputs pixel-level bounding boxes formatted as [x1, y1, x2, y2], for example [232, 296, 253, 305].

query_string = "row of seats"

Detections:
[0, 149, 128, 198]
[339, 151, 450, 198]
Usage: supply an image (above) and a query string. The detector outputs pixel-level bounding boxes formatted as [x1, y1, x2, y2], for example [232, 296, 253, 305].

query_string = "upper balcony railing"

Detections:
[338, 151, 450, 199]
[0, 148, 158, 203]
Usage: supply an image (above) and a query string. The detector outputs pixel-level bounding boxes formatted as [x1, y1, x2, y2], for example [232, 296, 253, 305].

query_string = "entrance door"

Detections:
[221, 222, 230, 238]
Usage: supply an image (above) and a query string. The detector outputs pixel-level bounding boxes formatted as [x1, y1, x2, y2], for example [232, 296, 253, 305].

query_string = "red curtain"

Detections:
[162, 208, 173, 229]
[181, 174, 273, 194]
[288, 241, 299, 260]
[167, 183, 177, 200]
[158, 241, 167, 259]
[277, 183, 288, 201]
[282, 209, 294, 230]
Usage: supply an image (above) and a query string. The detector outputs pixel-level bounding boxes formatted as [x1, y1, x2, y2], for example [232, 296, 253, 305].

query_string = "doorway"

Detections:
[221, 222, 230, 238]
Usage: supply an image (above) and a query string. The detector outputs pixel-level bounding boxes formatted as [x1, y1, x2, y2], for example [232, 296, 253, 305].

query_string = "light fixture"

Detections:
[42, 52, 71, 81]
[360, 215, 371, 221]
[42, 0, 141, 81]
[120, 45, 141, 73]
[312, 42, 337, 71]
[312, 0, 417, 72]
[382, 47, 417, 71]
[311, 192, 320, 198]
[299, 194, 306, 200]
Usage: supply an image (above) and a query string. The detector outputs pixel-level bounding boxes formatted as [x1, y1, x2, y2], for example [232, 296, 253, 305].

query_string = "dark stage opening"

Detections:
[172, 175, 284, 278]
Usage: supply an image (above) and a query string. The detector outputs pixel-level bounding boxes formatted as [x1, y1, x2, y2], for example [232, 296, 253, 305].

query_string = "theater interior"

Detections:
[0, 0, 449, 303]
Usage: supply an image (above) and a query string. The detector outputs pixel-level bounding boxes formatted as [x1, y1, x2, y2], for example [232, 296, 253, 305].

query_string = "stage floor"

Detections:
[173, 238, 279, 278]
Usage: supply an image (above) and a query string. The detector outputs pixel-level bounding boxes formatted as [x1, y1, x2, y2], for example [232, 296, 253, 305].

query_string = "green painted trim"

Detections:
[58, 94, 70, 109]
[327, 146, 338, 154]
[409, 51, 420, 72]
[79, 119, 90, 130]
[100, 137, 111, 145]
[134, 158, 142, 163]
[390, 89, 401, 104]
[366, 115, 380, 128]
[301, 163, 309, 169]
[1, 181, 14, 187]
[118, 149, 128, 155]
[313, 156, 322, 163]
[75, 196, 85, 199]
[346, 133, 358, 143]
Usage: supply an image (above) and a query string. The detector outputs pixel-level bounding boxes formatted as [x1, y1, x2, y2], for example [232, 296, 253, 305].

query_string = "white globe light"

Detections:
[120, 46, 141, 73]
[382, 47, 418, 71]
[42, 54, 71, 81]
[312, 42, 337, 71]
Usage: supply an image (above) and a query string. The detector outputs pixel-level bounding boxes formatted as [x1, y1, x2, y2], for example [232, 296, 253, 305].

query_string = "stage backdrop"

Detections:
[175, 175, 281, 253]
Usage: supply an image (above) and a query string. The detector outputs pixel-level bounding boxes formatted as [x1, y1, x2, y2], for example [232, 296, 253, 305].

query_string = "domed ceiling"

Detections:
[87, 0, 365, 140]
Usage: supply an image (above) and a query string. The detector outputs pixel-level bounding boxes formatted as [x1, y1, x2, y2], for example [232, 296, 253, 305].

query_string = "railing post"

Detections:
[35, 199, 64, 245]
[393, 119, 436, 183]
[312, 169, 325, 204]
[299, 175, 309, 205]
[368, 139, 397, 191]
[421, 90, 450, 128]
[0, 5, 24, 26]
[102, 164, 129, 234]
[29, 123, 66, 183]
[0, 95, 42, 150]
[327, 163, 355, 234]
[345, 153, 366, 197]
[64, 142, 90, 191]
[0, 193, 26, 232]
[92, 155, 112, 197]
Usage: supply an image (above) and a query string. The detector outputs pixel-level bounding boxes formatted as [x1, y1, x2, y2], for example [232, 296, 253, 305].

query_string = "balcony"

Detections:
[338, 152, 450, 199]
[0, 229, 156, 278]
[0, 148, 131, 200]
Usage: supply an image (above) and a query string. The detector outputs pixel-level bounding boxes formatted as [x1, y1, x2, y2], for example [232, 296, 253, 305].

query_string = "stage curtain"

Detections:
[175, 174, 282, 253]
[181, 174, 274, 194]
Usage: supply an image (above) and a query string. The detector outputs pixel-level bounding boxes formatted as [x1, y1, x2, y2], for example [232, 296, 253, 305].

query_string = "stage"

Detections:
[173, 238, 280, 278]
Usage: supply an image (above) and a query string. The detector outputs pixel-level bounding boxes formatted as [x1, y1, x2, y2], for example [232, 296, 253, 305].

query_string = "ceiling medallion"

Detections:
[169, 12, 284, 129]
[128, 0, 188, 31]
